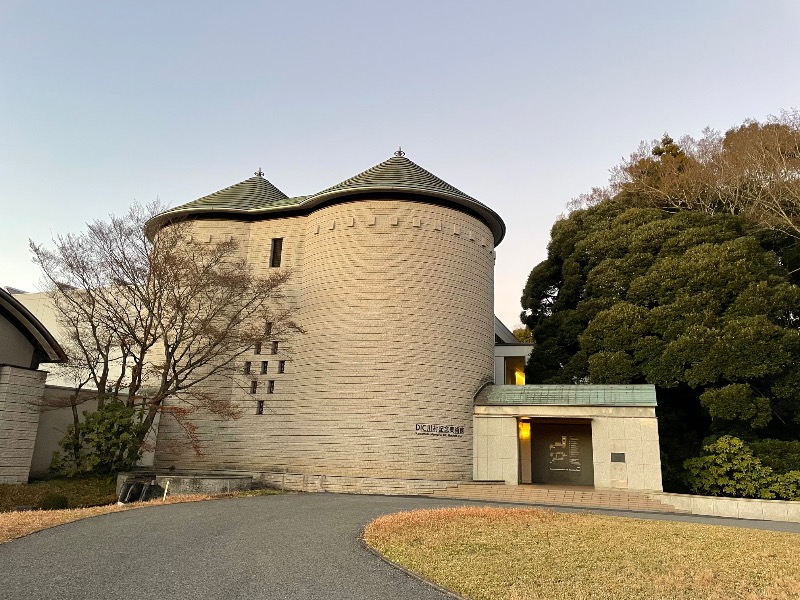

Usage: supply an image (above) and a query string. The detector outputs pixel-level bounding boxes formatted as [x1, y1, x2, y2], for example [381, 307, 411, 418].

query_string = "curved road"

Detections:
[2, 493, 798, 600]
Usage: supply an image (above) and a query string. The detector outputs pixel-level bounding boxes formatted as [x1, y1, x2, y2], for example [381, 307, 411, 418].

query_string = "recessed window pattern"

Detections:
[261, 361, 268, 374]
[278, 360, 286, 374]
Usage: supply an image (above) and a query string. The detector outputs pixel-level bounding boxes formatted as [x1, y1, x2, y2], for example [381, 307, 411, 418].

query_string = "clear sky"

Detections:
[2, 1, 799, 327]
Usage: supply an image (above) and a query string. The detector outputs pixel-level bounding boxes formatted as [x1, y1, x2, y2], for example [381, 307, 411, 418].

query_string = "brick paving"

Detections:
[429, 483, 687, 513]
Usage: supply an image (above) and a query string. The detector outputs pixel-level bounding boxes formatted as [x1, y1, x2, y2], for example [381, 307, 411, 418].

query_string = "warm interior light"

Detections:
[514, 368, 525, 385]
[518, 420, 530, 441]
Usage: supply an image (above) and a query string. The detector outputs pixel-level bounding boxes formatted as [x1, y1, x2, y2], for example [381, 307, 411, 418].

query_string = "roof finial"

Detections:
[394, 146, 405, 158]
[254, 168, 264, 177]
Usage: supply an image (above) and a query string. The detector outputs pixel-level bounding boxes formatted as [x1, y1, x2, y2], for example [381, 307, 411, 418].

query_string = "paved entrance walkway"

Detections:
[430, 483, 685, 513]
[2, 493, 798, 600]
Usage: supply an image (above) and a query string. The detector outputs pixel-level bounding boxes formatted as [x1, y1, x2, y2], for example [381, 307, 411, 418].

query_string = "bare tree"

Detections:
[30, 202, 298, 456]
[588, 110, 800, 238]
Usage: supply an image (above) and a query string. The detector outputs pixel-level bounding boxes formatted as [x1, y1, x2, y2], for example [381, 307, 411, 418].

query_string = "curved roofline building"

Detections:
[147, 152, 663, 495]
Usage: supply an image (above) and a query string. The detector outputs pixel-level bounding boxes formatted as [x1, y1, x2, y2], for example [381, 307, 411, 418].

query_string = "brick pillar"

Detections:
[0, 365, 46, 483]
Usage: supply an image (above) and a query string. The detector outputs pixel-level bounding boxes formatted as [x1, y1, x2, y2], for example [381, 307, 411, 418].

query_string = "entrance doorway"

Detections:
[518, 419, 594, 486]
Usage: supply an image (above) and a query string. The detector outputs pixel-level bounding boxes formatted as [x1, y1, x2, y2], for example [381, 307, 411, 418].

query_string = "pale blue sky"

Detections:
[2, 1, 799, 326]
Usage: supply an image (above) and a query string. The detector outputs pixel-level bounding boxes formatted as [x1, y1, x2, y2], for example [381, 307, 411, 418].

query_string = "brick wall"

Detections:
[0, 366, 47, 483]
[154, 199, 495, 483]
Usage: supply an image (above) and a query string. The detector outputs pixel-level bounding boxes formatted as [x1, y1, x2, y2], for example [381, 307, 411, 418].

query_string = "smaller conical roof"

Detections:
[146, 173, 305, 235]
[170, 175, 289, 212]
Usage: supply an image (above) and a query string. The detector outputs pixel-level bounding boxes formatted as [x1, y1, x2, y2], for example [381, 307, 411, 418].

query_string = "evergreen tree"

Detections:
[521, 202, 800, 490]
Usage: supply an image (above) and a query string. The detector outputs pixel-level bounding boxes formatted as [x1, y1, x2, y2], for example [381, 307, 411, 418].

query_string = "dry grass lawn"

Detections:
[0, 490, 280, 544]
[363, 507, 800, 600]
[0, 476, 118, 512]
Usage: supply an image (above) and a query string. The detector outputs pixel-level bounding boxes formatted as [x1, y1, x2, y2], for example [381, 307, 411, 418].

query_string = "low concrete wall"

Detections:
[652, 492, 800, 522]
[156, 474, 252, 495]
[258, 471, 464, 496]
[116, 472, 254, 498]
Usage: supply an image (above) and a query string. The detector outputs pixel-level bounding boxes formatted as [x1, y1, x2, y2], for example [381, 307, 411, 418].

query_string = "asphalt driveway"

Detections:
[1, 493, 799, 600]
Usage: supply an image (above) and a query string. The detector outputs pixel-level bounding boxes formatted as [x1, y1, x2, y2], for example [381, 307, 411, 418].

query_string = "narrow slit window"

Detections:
[271, 341, 279, 355]
[261, 361, 268, 374]
[265, 321, 273, 336]
[270, 238, 283, 268]
[278, 360, 286, 374]
[243, 361, 251, 374]
[249, 380, 257, 394]
[256, 400, 264, 415]
[254, 342, 261, 355]
[267, 380, 275, 394]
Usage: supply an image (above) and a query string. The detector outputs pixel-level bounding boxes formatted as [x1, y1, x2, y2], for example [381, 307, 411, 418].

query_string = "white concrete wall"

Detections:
[29, 388, 98, 476]
[493, 345, 534, 385]
[30, 389, 160, 476]
[0, 366, 47, 483]
[591, 416, 662, 491]
[473, 416, 518, 483]
[0, 313, 36, 369]
[473, 405, 663, 492]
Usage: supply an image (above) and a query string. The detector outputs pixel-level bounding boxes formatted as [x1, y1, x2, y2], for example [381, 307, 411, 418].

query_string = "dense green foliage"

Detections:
[521, 121, 800, 493]
[749, 439, 800, 474]
[51, 402, 147, 476]
[512, 326, 533, 343]
[522, 204, 800, 429]
[684, 436, 800, 500]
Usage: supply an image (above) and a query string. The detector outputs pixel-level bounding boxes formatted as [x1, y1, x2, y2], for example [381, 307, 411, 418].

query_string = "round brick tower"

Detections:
[148, 152, 505, 490]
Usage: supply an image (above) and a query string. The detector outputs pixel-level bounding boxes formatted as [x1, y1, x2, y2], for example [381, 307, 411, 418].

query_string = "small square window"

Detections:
[611, 452, 626, 463]
[271, 341, 279, 355]
[256, 400, 264, 415]
[270, 238, 283, 268]
[278, 360, 286, 374]
[249, 380, 257, 394]
[243, 361, 251, 374]
[267, 380, 275, 394]
[261, 361, 268, 374]
[254, 342, 261, 355]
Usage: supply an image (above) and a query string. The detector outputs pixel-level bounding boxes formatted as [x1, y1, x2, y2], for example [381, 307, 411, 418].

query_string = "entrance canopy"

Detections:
[473, 385, 662, 492]
[475, 384, 657, 408]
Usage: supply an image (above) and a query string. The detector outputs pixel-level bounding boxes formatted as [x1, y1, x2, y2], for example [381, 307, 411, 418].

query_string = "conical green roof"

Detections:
[306, 155, 505, 243]
[308, 156, 478, 205]
[163, 175, 295, 213]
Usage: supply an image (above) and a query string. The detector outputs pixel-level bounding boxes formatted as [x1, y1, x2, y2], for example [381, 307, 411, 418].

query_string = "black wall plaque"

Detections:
[531, 422, 594, 486]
